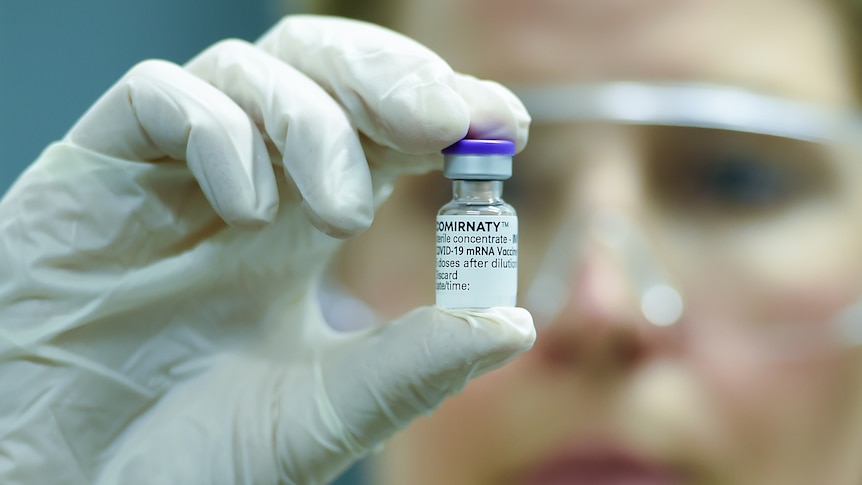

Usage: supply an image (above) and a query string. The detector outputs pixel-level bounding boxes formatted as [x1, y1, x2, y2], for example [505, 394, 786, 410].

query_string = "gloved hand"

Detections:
[0, 15, 533, 485]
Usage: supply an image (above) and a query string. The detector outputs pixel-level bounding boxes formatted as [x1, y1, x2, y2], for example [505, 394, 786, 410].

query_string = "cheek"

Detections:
[694, 350, 840, 434]
[686, 318, 862, 483]
[661, 199, 862, 405]
[640, 208, 862, 480]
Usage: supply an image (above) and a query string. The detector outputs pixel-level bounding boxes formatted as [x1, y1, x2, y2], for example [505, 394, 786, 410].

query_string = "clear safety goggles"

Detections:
[508, 82, 862, 364]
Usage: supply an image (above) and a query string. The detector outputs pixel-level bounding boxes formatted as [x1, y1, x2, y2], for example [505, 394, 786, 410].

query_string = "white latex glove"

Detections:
[0, 15, 533, 485]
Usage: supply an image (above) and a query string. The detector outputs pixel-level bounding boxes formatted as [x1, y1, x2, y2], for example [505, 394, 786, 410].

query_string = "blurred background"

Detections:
[1, 0, 280, 192]
[0, 0, 364, 483]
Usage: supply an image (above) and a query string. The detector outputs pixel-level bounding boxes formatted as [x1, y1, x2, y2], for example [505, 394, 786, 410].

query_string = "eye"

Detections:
[644, 126, 836, 219]
[691, 153, 794, 208]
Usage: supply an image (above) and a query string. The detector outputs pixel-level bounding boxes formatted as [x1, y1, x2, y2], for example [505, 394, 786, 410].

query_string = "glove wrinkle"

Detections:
[188, 37, 374, 237]
[259, 16, 472, 155]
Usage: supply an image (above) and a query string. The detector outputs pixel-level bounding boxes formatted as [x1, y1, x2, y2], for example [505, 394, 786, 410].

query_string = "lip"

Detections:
[520, 441, 680, 485]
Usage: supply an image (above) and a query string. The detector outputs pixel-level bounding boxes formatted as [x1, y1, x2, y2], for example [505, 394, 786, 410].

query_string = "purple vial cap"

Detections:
[442, 139, 516, 156]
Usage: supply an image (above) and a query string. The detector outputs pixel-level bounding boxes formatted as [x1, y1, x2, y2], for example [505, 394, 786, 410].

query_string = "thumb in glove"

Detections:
[94, 306, 535, 485]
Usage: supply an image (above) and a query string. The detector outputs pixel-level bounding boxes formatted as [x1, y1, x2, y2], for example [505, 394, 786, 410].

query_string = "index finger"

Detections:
[256, 15, 530, 154]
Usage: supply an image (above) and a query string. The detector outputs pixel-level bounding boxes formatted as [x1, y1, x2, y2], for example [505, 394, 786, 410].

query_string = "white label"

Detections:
[436, 215, 518, 309]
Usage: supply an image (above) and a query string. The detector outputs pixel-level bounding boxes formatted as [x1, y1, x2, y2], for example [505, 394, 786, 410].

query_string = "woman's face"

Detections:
[337, 1, 862, 484]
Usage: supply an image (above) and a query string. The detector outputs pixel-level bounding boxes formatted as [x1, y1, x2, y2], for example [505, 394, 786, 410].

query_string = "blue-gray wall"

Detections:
[0, 1, 367, 483]
[1, 0, 280, 192]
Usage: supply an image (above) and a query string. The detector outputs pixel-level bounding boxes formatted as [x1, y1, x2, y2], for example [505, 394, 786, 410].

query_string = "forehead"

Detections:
[398, 0, 856, 106]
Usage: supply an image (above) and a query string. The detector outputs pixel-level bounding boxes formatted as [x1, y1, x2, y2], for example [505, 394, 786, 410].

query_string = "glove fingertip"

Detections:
[187, 135, 280, 230]
[301, 199, 373, 239]
[224, 209, 277, 230]
[284, 131, 375, 239]
[455, 75, 532, 153]
[371, 305, 536, 383]
[435, 306, 537, 372]
[380, 82, 471, 154]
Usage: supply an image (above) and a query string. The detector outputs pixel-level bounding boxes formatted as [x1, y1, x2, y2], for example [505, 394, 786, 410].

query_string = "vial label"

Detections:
[436, 215, 518, 309]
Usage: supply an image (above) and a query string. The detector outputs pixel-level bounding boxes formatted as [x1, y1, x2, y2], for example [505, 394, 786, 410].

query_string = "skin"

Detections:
[335, 1, 862, 484]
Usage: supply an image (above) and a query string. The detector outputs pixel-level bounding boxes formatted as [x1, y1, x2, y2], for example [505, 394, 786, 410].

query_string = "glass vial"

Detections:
[436, 139, 518, 309]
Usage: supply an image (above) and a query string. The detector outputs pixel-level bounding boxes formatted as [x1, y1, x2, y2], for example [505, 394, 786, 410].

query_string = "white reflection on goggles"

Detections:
[525, 210, 683, 327]
[515, 82, 862, 357]
[514, 82, 859, 142]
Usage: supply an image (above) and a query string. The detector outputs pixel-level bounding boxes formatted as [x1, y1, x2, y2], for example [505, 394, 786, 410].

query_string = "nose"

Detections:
[525, 126, 684, 376]
[534, 219, 659, 375]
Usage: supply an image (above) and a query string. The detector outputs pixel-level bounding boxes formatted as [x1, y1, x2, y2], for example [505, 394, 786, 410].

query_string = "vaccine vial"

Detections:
[436, 139, 518, 309]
